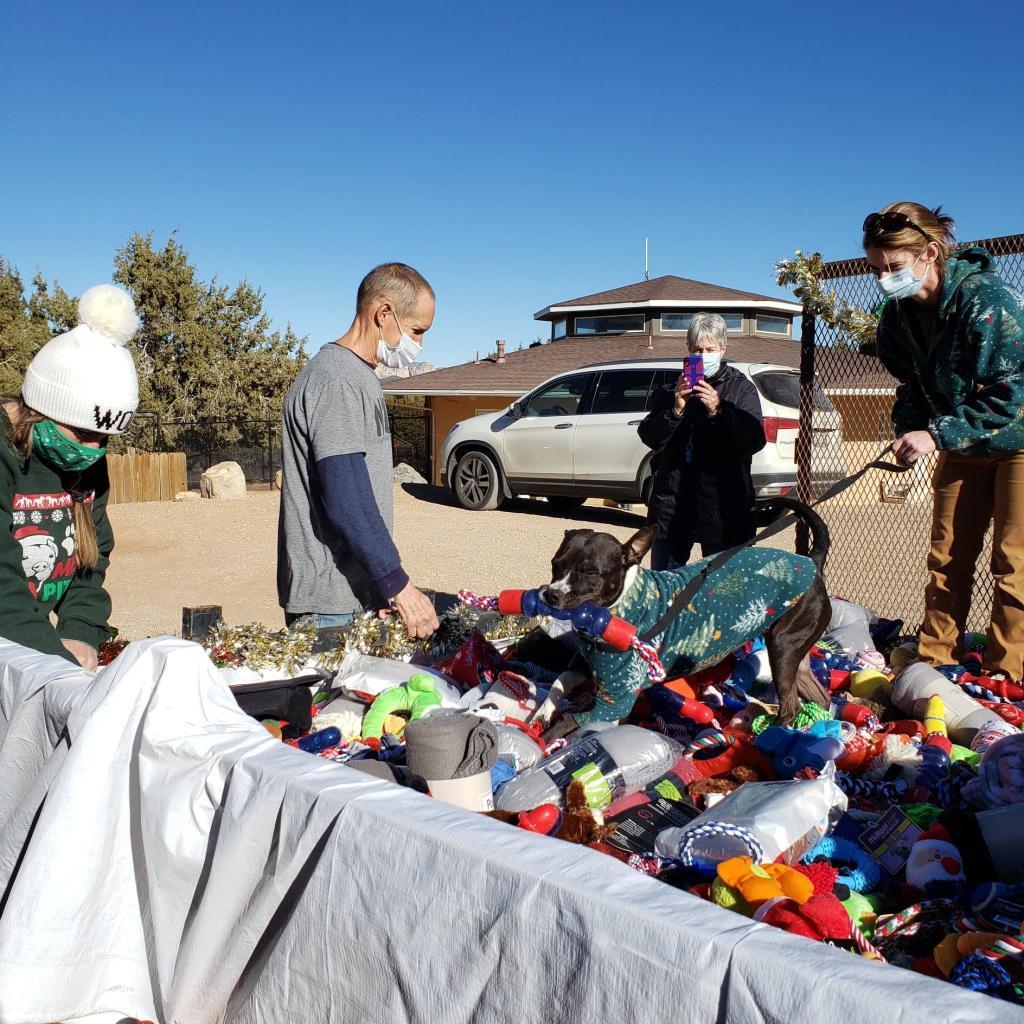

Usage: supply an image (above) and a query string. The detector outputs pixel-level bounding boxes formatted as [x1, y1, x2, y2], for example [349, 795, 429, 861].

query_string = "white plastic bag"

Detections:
[655, 765, 847, 866]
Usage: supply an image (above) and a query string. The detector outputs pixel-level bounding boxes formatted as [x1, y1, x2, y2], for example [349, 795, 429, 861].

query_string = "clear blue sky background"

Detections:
[3, 0, 1022, 367]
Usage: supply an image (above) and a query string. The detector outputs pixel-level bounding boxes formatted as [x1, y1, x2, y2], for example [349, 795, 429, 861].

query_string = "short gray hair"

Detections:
[357, 262, 434, 319]
[687, 312, 727, 351]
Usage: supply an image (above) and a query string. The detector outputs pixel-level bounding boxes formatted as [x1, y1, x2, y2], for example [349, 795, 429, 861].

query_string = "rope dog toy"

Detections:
[458, 588, 667, 681]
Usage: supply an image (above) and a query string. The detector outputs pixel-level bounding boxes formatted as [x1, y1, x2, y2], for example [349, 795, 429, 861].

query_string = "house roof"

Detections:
[381, 334, 801, 397]
[536, 275, 802, 319]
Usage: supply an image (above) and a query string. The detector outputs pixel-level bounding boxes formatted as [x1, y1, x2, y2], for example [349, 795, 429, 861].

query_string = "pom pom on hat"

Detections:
[77, 285, 141, 346]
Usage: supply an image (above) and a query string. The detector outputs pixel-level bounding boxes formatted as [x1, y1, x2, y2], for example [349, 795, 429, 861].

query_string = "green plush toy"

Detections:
[842, 891, 883, 939]
[361, 674, 443, 739]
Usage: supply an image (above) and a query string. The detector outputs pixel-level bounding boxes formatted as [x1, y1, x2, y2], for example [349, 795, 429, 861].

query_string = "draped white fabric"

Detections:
[0, 637, 1013, 1024]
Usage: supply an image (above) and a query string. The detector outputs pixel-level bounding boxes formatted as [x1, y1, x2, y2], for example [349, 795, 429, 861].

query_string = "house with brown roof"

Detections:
[382, 274, 805, 484]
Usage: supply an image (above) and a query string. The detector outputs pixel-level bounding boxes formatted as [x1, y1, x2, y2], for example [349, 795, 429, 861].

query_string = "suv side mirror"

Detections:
[509, 401, 524, 421]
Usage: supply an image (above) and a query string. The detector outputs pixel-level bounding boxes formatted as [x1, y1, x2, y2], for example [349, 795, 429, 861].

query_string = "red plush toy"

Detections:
[756, 862, 853, 944]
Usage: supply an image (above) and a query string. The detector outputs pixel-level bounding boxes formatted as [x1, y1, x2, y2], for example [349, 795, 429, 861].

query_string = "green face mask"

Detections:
[32, 419, 107, 473]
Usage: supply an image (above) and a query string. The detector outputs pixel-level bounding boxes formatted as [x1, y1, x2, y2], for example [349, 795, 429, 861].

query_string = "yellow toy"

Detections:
[923, 694, 948, 737]
[713, 855, 815, 912]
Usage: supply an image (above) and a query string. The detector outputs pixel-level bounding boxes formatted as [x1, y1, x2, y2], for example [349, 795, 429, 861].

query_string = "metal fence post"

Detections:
[795, 311, 816, 556]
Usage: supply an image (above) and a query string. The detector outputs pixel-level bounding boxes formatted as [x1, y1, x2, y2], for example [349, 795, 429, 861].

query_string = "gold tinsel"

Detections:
[775, 250, 879, 351]
[205, 620, 318, 674]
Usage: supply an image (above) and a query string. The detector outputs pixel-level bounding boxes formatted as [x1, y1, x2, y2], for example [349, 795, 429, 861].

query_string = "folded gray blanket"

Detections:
[405, 712, 498, 780]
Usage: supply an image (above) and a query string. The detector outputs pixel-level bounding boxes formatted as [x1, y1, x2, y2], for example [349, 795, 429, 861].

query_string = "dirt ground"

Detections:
[106, 482, 990, 639]
[105, 486, 657, 637]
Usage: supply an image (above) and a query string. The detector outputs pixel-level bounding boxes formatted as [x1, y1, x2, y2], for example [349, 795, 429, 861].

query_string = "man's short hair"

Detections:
[356, 263, 434, 319]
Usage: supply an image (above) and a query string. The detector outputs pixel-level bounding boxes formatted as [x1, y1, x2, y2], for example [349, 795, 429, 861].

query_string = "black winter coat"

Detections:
[638, 363, 766, 560]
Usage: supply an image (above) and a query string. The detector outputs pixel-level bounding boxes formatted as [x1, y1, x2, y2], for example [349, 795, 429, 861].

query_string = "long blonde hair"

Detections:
[862, 201, 958, 270]
[4, 398, 100, 570]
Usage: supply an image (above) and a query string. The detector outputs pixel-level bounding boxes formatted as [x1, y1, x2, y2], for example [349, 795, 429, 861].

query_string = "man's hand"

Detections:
[673, 374, 693, 415]
[61, 638, 98, 671]
[692, 379, 721, 416]
[391, 581, 440, 639]
[892, 430, 936, 467]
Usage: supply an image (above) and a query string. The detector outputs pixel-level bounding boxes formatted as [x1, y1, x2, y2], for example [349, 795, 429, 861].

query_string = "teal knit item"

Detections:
[577, 550, 816, 723]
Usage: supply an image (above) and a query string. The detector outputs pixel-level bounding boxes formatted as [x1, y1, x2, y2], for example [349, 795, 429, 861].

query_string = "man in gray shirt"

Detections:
[277, 263, 440, 638]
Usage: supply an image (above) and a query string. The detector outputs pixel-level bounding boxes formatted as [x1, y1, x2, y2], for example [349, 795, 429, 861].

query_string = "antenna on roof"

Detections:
[644, 237, 649, 281]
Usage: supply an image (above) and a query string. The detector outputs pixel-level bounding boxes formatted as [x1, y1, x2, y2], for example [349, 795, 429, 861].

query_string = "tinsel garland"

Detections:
[205, 620, 318, 674]
[775, 250, 879, 351]
[102, 605, 537, 676]
[317, 605, 535, 670]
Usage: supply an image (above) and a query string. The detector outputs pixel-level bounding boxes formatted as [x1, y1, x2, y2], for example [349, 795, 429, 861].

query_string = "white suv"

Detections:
[440, 359, 842, 511]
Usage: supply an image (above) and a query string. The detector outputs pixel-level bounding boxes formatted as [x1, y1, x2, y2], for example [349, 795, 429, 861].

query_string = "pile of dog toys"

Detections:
[240, 596, 1024, 1006]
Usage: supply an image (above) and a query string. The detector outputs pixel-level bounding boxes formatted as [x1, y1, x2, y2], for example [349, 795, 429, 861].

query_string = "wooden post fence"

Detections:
[106, 451, 187, 504]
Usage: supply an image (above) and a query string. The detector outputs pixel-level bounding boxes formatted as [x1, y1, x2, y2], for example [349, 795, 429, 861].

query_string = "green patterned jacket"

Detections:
[876, 247, 1024, 454]
[576, 551, 816, 724]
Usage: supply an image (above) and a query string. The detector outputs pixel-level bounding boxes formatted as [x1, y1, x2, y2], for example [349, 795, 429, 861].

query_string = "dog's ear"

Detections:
[622, 525, 657, 566]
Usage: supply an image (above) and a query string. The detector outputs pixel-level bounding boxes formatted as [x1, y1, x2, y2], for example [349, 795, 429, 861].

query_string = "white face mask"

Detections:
[700, 352, 722, 378]
[376, 313, 422, 370]
[877, 252, 927, 300]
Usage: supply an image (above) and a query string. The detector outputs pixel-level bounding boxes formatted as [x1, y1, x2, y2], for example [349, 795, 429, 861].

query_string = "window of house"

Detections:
[661, 312, 743, 332]
[552, 318, 567, 340]
[588, 370, 655, 415]
[756, 314, 790, 335]
[522, 374, 591, 417]
[573, 313, 645, 335]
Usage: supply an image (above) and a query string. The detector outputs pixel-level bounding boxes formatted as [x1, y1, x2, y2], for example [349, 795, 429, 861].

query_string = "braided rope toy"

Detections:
[677, 821, 764, 867]
[458, 588, 667, 681]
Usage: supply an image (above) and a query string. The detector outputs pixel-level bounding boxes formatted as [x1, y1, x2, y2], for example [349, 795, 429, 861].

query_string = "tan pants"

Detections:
[917, 450, 1024, 678]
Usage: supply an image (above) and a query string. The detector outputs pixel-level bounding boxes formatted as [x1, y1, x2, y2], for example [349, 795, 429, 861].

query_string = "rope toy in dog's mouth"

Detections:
[457, 588, 667, 681]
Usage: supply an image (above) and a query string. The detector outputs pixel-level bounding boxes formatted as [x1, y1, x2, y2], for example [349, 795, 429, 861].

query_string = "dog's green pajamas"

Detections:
[577, 552, 816, 723]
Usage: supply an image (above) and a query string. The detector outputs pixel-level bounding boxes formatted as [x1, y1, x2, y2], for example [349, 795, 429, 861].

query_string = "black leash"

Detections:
[637, 444, 909, 644]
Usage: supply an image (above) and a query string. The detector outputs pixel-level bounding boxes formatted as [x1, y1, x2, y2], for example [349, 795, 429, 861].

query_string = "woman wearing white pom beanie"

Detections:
[1, 284, 140, 668]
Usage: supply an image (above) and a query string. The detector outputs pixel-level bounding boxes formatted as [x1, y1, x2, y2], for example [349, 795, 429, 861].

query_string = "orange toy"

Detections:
[716, 855, 816, 906]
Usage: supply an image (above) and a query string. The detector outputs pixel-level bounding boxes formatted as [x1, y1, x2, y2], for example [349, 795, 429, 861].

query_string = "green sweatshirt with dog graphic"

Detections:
[0, 414, 114, 662]
[876, 247, 1024, 454]
[577, 550, 816, 723]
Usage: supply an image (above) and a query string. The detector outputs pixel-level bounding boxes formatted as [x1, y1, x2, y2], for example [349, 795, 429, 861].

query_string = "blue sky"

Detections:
[3, 0, 1022, 367]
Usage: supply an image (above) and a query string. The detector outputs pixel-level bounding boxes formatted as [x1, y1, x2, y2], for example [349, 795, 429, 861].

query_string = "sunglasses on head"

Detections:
[862, 210, 930, 241]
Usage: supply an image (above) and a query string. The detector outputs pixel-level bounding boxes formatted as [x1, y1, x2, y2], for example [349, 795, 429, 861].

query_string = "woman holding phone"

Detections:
[638, 312, 766, 570]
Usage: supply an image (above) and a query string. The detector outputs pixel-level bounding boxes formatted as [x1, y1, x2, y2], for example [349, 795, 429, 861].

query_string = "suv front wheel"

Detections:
[452, 449, 505, 511]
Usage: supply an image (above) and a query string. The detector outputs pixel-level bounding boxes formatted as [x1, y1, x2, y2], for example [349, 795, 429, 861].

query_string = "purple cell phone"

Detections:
[681, 354, 704, 389]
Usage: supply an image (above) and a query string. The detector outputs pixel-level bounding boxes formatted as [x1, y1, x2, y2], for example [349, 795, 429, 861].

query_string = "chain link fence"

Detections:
[125, 405, 433, 489]
[798, 233, 1024, 633]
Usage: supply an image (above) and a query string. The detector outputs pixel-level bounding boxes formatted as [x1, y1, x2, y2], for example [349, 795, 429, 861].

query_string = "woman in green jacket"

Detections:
[1, 284, 140, 669]
[864, 202, 1024, 679]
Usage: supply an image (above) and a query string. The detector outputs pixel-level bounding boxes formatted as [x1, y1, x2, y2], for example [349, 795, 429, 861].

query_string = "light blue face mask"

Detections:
[701, 352, 723, 378]
[877, 252, 927, 301]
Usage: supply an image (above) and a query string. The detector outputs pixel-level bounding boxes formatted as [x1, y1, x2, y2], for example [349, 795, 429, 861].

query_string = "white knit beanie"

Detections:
[22, 284, 141, 435]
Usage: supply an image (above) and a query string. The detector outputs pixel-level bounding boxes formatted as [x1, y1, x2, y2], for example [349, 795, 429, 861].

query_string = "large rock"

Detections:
[200, 461, 247, 500]
[393, 462, 427, 484]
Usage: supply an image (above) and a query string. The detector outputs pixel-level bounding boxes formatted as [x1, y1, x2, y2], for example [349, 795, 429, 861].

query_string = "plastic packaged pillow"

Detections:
[825, 598, 878, 656]
[494, 722, 546, 772]
[332, 651, 463, 706]
[495, 724, 681, 812]
[655, 765, 847, 867]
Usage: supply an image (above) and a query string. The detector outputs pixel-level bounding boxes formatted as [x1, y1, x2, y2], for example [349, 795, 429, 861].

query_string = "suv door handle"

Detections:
[554, 422, 572, 429]
[627, 419, 642, 426]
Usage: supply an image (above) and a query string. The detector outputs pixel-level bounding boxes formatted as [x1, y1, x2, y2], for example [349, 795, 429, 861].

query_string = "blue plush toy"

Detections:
[755, 726, 845, 778]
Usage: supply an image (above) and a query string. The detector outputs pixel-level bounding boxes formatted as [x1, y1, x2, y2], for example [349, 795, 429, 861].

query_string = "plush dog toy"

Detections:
[487, 780, 618, 846]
